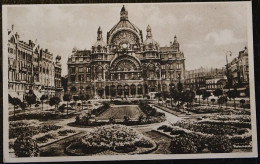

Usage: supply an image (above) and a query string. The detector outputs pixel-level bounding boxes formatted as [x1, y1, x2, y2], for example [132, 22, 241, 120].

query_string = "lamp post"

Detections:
[226, 51, 232, 90]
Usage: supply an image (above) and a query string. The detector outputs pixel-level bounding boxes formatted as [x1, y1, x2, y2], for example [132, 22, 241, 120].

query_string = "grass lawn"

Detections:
[144, 131, 172, 154]
[97, 105, 144, 120]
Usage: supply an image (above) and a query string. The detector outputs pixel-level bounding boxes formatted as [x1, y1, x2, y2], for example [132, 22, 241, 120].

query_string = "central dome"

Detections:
[107, 5, 143, 46]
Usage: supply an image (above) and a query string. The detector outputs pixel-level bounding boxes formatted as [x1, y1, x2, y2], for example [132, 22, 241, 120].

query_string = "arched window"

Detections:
[105, 86, 110, 96]
[110, 85, 116, 97]
[130, 84, 136, 95]
[124, 85, 129, 96]
[137, 84, 143, 95]
[96, 66, 103, 81]
[117, 85, 123, 96]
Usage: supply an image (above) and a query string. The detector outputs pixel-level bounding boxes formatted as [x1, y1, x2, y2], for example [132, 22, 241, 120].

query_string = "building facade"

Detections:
[8, 25, 61, 101]
[185, 67, 226, 91]
[226, 47, 249, 88]
[67, 6, 186, 99]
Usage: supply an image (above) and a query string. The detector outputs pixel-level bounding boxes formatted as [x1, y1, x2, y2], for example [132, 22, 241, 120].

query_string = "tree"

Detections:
[177, 82, 183, 92]
[155, 92, 162, 105]
[202, 91, 211, 106]
[162, 91, 170, 107]
[10, 97, 21, 117]
[20, 102, 27, 112]
[240, 99, 246, 109]
[213, 88, 223, 106]
[61, 76, 68, 93]
[196, 89, 203, 105]
[211, 98, 216, 106]
[40, 95, 47, 111]
[63, 94, 71, 115]
[49, 97, 60, 113]
[58, 105, 66, 115]
[79, 94, 85, 111]
[217, 96, 227, 108]
[25, 95, 36, 110]
[227, 89, 239, 110]
[13, 136, 39, 157]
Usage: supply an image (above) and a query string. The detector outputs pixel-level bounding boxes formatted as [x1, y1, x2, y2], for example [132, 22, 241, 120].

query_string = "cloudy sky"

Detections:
[6, 2, 250, 76]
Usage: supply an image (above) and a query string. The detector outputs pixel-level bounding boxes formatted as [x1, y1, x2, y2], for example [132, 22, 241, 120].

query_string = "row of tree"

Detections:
[155, 82, 249, 110]
[9, 93, 91, 117]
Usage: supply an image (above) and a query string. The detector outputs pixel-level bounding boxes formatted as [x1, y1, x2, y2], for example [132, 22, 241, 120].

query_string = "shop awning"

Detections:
[33, 90, 43, 98]
[9, 92, 23, 101]
[9, 92, 19, 98]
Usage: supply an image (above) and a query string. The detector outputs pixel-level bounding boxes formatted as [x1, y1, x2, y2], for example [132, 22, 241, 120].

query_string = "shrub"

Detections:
[170, 129, 186, 136]
[163, 127, 173, 132]
[207, 135, 233, 153]
[135, 137, 153, 148]
[169, 134, 197, 154]
[13, 137, 39, 157]
[157, 125, 168, 130]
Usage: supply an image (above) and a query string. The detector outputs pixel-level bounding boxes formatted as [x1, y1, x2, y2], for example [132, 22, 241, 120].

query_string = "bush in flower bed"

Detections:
[138, 102, 166, 123]
[68, 124, 153, 154]
[13, 136, 39, 157]
[58, 129, 76, 136]
[169, 132, 232, 153]
[207, 135, 233, 153]
[91, 102, 110, 116]
[169, 134, 197, 154]
[35, 133, 58, 143]
[189, 106, 232, 114]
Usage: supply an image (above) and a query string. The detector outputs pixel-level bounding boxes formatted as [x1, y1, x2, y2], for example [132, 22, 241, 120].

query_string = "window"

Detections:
[72, 57, 75, 62]
[79, 58, 83, 62]
[78, 75, 84, 82]
[86, 67, 90, 73]
[170, 64, 174, 69]
[162, 72, 166, 79]
[71, 67, 76, 74]
[177, 64, 181, 69]
[71, 75, 75, 82]
[161, 65, 165, 69]
[79, 67, 83, 73]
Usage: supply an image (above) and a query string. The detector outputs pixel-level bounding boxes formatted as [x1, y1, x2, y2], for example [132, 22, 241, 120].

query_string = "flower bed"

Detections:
[157, 125, 233, 153]
[189, 106, 232, 114]
[9, 112, 76, 121]
[174, 121, 248, 136]
[204, 115, 251, 122]
[9, 120, 61, 139]
[66, 124, 156, 155]
[58, 129, 76, 136]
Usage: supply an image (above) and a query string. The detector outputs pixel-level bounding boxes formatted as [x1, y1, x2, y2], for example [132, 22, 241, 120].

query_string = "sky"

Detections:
[6, 2, 250, 76]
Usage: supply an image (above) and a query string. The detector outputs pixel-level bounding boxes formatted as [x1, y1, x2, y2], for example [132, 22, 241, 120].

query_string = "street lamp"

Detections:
[226, 51, 232, 90]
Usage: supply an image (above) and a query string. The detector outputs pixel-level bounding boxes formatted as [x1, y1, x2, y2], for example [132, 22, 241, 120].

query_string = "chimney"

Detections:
[45, 49, 48, 52]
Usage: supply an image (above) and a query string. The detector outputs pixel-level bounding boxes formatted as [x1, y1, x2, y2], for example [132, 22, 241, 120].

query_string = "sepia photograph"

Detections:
[2, 2, 258, 162]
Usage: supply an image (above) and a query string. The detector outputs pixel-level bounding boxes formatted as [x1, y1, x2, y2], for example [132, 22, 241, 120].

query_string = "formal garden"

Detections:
[8, 85, 252, 157]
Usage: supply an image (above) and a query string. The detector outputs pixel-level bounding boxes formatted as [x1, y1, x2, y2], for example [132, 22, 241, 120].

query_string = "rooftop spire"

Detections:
[174, 35, 178, 43]
[97, 26, 103, 41]
[146, 25, 152, 39]
[120, 5, 128, 21]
